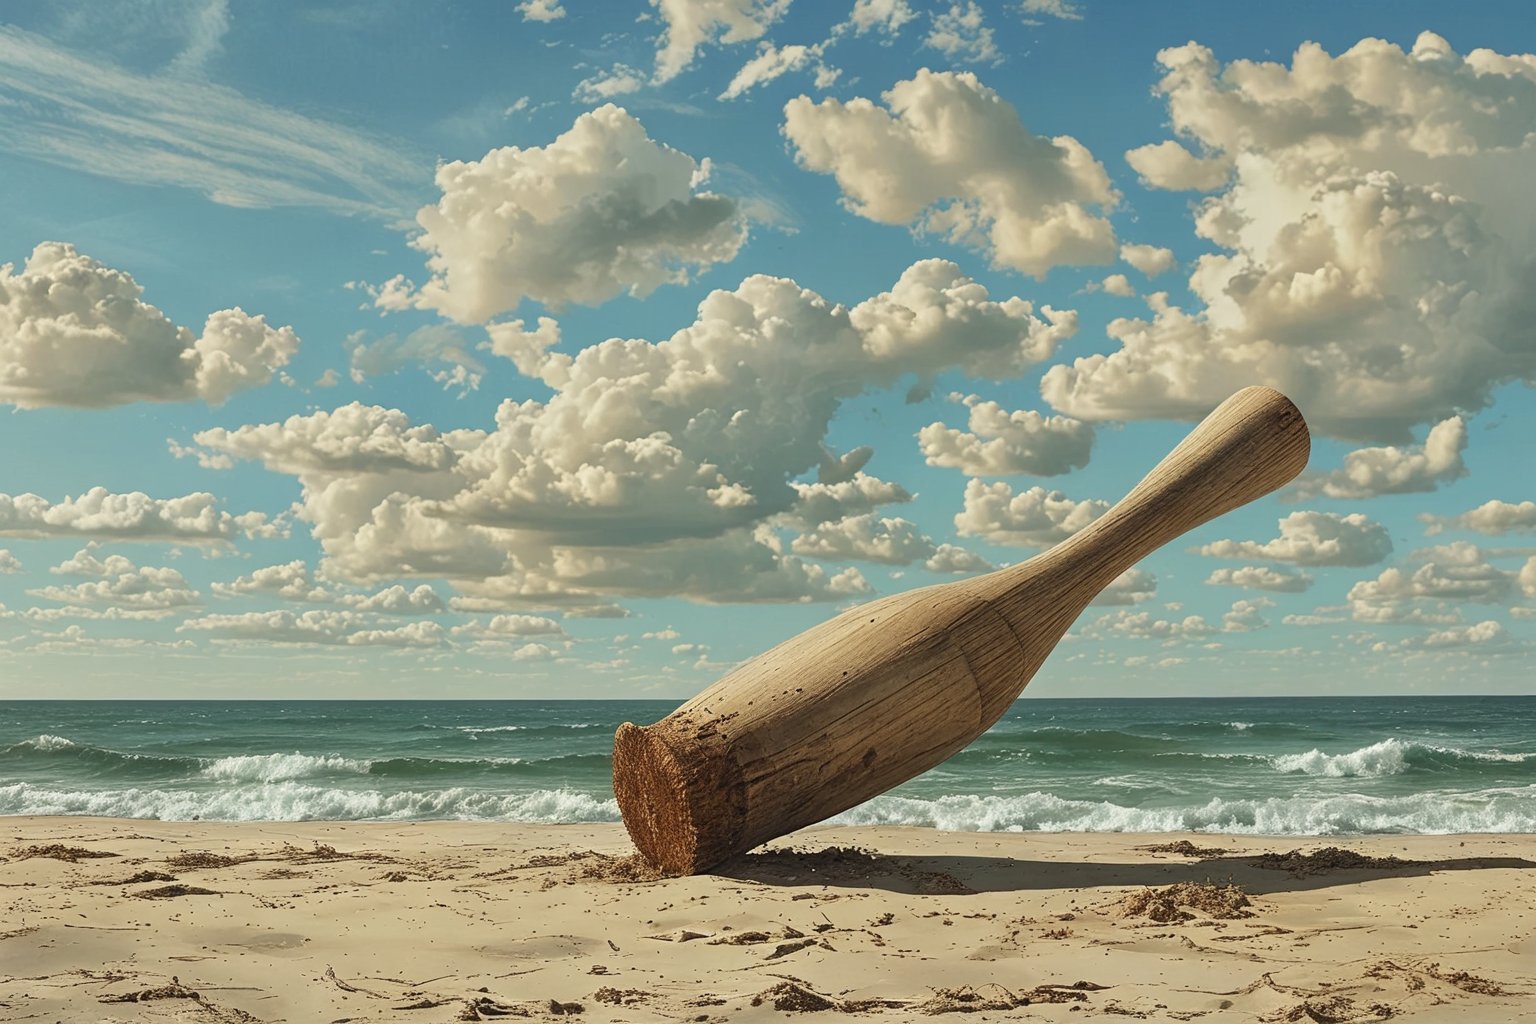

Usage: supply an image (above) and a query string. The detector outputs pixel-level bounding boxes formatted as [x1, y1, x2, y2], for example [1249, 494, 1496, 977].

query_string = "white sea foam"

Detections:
[830, 785, 1536, 835]
[1269, 738, 1535, 777]
[455, 724, 602, 734]
[0, 782, 619, 823]
[200, 752, 373, 783]
[1432, 747, 1536, 763]
[3, 776, 1533, 833]
[1227, 722, 1253, 731]
[1271, 738, 1411, 777]
[16, 734, 77, 751]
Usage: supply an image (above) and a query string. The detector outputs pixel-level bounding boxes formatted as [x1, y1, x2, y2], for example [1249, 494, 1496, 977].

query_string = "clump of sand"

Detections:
[164, 843, 385, 873]
[133, 884, 219, 899]
[11, 844, 119, 862]
[916, 985, 1030, 1013]
[166, 851, 249, 870]
[575, 852, 672, 883]
[752, 981, 838, 1012]
[592, 987, 650, 1005]
[749, 979, 906, 1014]
[708, 925, 803, 946]
[1117, 882, 1254, 922]
[1262, 995, 1394, 1022]
[1138, 839, 1228, 858]
[1420, 962, 1510, 996]
[88, 870, 176, 886]
[1364, 961, 1516, 997]
[1253, 847, 1420, 876]
[100, 981, 202, 1004]
[1023, 984, 1094, 1003]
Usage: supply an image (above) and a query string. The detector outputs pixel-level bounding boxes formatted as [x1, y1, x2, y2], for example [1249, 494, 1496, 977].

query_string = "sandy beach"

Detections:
[1, 819, 1532, 1022]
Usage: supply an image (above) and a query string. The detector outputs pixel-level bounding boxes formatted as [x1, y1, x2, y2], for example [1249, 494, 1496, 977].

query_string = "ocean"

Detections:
[3, 697, 1534, 835]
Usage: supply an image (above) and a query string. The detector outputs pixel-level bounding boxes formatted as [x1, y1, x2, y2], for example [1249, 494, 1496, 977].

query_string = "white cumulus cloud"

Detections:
[518, 0, 565, 21]
[924, 2, 998, 65]
[177, 610, 445, 647]
[0, 488, 276, 543]
[651, 0, 791, 83]
[1347, 542, 1518, 626]
[212, 561, 333, 602]
[1045, 34, 1536, 442]
[923, 543, 993, 575]
[1119, 243, 1176, 277]
[1091, 567, 1157, 606]
[195, 262, 1066, 607]
[1421, 500, 1536, 537]
[918, 393, 1093, 476]
[790, 514, 937, 565]
[1, 243, 297, 409]
[1295, 417, 1467, 499]
[784, 69, 1118, 277]
[387, 106, 746, 323]
[955, 479, 1108, 547]
[573, 64, 646, 103]
[1205, 565, 1313, 593]
[341, 584, 447, 615]
[1123, 139, 1231, 191]
[1197, 511, 1392, 567]
[29, 555, 198, 610]
[844, 0, 916, 36]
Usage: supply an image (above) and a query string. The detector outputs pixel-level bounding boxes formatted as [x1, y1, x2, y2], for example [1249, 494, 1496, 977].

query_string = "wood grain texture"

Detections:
[613, 385, 1311, 874]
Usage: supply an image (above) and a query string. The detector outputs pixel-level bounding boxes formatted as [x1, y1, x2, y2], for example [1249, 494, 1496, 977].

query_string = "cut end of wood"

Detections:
[613, 717, 752, 875]
[613, 719, 751, 876]
[613, 722, 699, 875]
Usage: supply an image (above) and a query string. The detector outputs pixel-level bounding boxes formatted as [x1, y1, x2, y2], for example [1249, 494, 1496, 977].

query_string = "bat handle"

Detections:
[994, 386, 1310, 616]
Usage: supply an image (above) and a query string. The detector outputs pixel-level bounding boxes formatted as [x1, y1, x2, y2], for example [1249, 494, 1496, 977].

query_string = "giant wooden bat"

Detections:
[614, 385, 1310, 873]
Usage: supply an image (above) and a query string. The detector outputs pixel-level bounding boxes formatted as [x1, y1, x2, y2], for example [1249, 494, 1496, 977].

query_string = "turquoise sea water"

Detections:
[3, 697, 1535, 834]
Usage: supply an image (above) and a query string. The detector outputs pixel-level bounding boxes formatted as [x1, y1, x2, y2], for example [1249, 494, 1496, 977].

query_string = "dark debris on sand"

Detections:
[88, 869, 178, 886]
[11, 844, 120, 862]
[1263, 995, 1394, 1022]
[1252, 847, 1422, 876]
[592, 987, 651, 1005]
[750, 979, 906, 1014]
[916, 985, 1032, 1014]
[166, 850, 251, 870]
[98, 978, 262, 1022]
[166, 842, 388, 872]
[1137, 839, 1229, 858]
[1365, 960, 1515, 997]
[133, 884, 220, 899]
[100, 982, 203, 1004]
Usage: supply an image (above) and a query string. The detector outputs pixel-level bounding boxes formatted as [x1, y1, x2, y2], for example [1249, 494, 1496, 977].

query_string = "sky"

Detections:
[1, 0, 1534, 700]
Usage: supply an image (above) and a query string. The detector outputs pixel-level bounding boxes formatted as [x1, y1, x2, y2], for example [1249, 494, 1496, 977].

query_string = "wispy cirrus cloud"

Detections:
[0, 24, 424, 217]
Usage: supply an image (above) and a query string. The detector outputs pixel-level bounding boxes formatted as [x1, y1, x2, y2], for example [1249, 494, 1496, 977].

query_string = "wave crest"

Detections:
[832, 786, 1536, 834]
[0, 781, 618, 823]
[200, 753, 373, 783]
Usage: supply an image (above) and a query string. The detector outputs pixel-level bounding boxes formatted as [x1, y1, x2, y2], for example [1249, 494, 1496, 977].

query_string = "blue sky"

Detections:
[1, 0, 1534, 698]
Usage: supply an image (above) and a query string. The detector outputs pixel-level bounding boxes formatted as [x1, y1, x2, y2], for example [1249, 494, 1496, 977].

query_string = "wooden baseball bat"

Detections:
[613, 385, 1310, 874]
